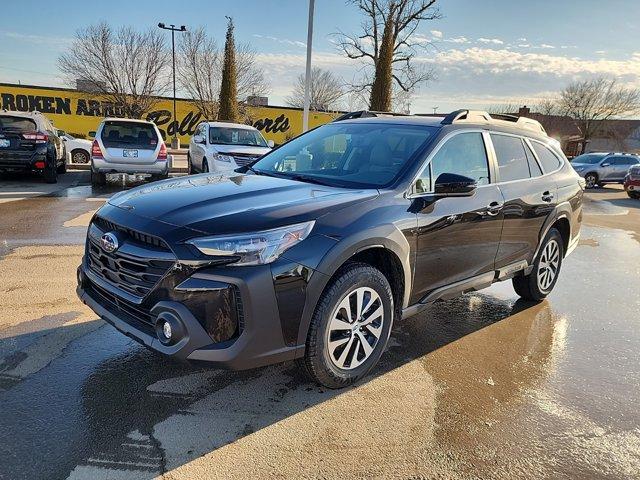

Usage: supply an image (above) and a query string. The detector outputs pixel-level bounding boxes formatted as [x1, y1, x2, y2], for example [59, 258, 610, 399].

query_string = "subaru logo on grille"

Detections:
[100, 232, 119, 253]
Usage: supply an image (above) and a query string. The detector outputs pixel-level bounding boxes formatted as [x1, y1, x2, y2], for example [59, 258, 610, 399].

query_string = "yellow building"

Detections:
[0, 83, 336, 145]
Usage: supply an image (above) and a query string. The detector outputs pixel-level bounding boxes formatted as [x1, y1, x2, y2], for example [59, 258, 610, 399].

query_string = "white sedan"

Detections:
[57, 130, 92, 164]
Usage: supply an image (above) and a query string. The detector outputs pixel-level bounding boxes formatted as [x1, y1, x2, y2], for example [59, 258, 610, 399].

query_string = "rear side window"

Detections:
[612, 156, 639, 165]
[0, 116, 37, 132]
[415, 132, 490, 193]
[531, 141, 562, 172]
[101, 121, 159, 149]
[491, 134, 531, 182]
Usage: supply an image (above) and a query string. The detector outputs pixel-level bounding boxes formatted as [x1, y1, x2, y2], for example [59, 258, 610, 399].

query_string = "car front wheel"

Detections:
[513, 228, 564, 301]
[301, 262, 394, 389]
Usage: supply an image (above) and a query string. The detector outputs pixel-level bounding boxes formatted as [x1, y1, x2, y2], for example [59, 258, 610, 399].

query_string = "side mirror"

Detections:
[88, 131, 96, 138]
[434, 173, 477, 196]
[267, 139, 275, 148]
[193, 134, 205, 144]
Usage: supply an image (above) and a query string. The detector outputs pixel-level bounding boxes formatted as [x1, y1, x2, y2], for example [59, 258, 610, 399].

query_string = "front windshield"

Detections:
[251, 122, 436, 188]
[209, 127, 268, 147]
[573, 154, 605, 164]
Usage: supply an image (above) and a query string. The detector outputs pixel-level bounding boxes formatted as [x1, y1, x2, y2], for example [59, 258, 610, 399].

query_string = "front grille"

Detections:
[230, 153, 260, 167]
[88, 281, 155, 334]
[93, 216, 170, 251]
[88, 217, 175, 298]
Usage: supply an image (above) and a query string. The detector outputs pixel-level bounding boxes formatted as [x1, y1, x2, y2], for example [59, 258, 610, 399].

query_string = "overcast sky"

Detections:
[1, 0, 639, 113]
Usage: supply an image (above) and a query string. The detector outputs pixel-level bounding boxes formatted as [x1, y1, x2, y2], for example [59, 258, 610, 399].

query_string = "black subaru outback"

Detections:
[77, 110, 583, 388]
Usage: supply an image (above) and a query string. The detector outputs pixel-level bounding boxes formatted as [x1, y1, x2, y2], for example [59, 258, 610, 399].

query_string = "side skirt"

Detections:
[402, 260, 529, 320]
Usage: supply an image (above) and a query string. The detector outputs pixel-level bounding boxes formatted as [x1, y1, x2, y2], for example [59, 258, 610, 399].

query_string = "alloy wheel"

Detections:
[585, 174, 597, 188]
[72, 151, 89, 163]
[537, 239, 560, 292]
[326, 287, 384, 370]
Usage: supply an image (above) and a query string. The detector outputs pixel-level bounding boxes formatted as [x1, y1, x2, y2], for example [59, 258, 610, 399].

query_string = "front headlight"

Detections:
[573, 166, 584, 172]
[187, 221, 315, 266]
[214, 153, 234, 163]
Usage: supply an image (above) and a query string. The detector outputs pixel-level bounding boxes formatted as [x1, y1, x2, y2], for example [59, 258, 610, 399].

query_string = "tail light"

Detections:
[157, 142, 167, 160]
[22, 132, 48, 144]
[91, 140, 104, 159]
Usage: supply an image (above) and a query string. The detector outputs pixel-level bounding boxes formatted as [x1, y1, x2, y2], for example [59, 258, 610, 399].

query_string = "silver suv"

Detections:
[90, 118, 171, 186]
[571, 152, 640, 188]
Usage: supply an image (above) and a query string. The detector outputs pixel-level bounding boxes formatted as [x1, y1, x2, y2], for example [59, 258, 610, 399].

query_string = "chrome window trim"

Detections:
[406, 129, 492, 199]
[527, 138, 565, 176]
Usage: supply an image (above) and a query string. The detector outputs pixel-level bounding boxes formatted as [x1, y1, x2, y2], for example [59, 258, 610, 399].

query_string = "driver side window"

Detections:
[415, 132, 490, 194]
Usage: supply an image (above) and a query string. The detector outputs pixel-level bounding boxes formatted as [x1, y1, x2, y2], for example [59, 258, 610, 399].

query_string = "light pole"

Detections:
[302, 0, 315, 132]
[158, 22, 186, 149]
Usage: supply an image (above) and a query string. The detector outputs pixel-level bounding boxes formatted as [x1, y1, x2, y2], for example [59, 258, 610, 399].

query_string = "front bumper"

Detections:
[91, 156, 171, 175]
[77, 257, 303, 370]
[624, 178, 640, 191]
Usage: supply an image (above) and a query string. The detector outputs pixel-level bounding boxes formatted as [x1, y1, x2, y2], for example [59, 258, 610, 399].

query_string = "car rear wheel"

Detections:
[202, 159, 209, 173]
[71, 149, 89, 164]
[56, 160, 67, 174]
[584, 173, 598, 189]
[301, 262, 393, 389]
[628, 191, 640, 199]
[187, 154, 193, 175]
[44, 156, 58, 183]
[513, 228, 564, 301]
[90, 169, 106, 186]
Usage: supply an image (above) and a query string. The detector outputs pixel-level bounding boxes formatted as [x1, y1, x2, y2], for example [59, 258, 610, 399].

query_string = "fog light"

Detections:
[162, 321, 172, 340]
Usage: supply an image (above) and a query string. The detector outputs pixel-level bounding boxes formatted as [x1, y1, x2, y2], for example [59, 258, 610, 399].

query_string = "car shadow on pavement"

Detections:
[0, 295, 557, 479]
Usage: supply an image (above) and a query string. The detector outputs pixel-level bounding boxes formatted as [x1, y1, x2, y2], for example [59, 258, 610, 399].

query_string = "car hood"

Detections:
[212, 144, 271, 156]
[107, 173, 378, 235]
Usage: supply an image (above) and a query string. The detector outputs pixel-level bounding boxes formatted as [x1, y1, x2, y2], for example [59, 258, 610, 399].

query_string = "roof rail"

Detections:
[332, 110, 409, 122]
[440, 109, 492, 125]
[441, 109, 547, 135]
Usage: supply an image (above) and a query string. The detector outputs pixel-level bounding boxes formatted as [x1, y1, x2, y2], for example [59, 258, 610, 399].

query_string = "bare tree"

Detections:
[558, 77, 640, 154]
[178, 27, 220, 120]
[336, 0, 441, 110]
[285, 67, 344, 111]
[178, 27, 269, 121]
[59, 23, 169, 118]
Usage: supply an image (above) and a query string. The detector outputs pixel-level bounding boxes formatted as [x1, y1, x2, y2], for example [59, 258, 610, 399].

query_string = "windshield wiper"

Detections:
[279, 173, 335, 186]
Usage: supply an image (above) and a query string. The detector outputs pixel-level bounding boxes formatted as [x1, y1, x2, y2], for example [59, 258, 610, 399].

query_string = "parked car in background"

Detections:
[188, 121, 274, 174]
[624, 164, 640, 199]
[90, 118, 171, 186]
[571, 152, 640, 188]
[0, 111, 66, 183]
[77, 109, 583, 389]
[57, 130, 91, 164]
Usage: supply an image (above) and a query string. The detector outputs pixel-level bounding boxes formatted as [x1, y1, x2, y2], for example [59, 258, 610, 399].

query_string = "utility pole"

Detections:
[302, 0, 315, 132]
[158, 22, 186, 148]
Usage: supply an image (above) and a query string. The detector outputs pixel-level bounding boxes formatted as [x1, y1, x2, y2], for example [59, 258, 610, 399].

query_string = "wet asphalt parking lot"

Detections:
[0, 170, 639, 479]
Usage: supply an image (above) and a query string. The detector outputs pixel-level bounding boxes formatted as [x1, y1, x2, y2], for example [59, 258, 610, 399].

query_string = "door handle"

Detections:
[542, 191, 554, 202]
[486, 201, 504, 216]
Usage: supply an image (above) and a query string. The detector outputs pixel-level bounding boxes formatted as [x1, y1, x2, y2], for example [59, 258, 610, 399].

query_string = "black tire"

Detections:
[71, 149, 89, 164]
[628, 191, 640, 199]
[43, 156, 58, 183]
[202, 159, 209, 173]
[584, 172, 598, 189]
[91, 169, 106, 186]
[187, 154, 193, 175]
[301, 262, 394, 389]
[512, 228, 564, 302]
[57, 160, 67, 174]
[150, 172, 169, 182]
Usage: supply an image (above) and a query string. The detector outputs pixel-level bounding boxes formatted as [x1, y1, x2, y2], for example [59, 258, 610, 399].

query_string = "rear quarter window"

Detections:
[0, 116, 37, 132]
[491, 134, 531, 182]
[531, 141, 562, 173]
[101, 122, 159, 149]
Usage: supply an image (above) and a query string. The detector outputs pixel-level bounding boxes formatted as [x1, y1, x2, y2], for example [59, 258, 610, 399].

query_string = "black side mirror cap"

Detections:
[434, 173, 478, 196]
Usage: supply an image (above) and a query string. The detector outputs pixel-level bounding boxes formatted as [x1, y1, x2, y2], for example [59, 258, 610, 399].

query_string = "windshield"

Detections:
[251, 123, 436, 188]
[101, 121, 159, 149]
[209, 127, 268, 147]
[0, 116, 37, 132]
[573, 154, 605, 164]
